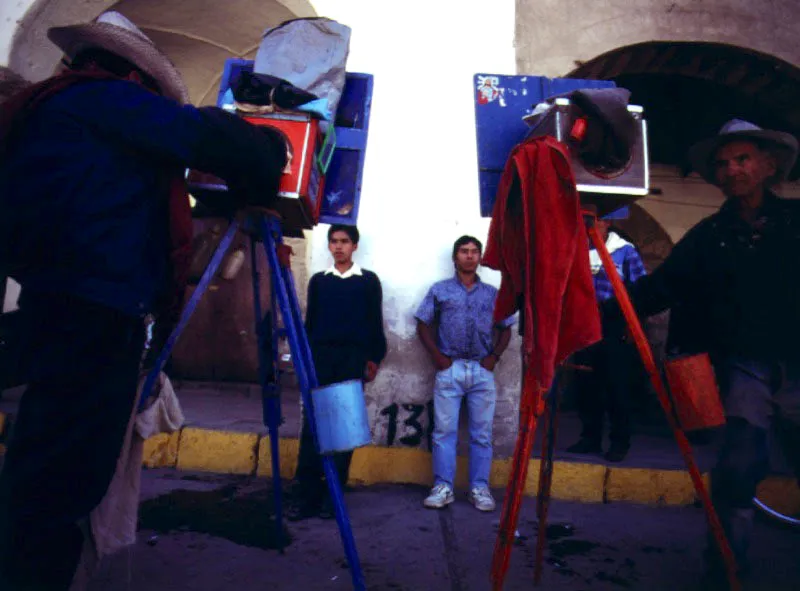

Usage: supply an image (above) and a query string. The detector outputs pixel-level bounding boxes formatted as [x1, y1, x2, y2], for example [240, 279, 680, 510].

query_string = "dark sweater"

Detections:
[305, 269, 387, 383]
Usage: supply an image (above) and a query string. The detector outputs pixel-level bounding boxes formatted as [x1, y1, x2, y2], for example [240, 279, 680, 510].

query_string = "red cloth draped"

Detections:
[483, 136, 601, 412]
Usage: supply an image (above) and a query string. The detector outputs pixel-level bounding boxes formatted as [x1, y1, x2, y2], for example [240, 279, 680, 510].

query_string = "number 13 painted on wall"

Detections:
[380, 402, 435, 449]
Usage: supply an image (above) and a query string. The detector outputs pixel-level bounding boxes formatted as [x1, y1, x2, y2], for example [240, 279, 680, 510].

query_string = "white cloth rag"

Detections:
[70, 372, 184, 590]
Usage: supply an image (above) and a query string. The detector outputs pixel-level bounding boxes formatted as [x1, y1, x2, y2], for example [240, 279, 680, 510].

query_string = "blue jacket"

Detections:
[0, 79, 286, 316]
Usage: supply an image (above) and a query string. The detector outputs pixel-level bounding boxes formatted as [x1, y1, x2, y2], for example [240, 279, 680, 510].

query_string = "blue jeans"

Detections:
[432, 359, 497, 489]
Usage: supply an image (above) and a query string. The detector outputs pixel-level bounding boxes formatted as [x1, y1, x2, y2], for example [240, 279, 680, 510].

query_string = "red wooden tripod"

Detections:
[490, 211, 741, 591]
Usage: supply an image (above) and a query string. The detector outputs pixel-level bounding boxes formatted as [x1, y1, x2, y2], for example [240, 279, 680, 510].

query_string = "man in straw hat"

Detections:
[604, 119, 800, 585]
[0, 11, 290, 589]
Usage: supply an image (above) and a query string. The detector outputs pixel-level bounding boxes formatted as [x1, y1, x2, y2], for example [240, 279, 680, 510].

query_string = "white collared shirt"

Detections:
[324, 262, 363, 279]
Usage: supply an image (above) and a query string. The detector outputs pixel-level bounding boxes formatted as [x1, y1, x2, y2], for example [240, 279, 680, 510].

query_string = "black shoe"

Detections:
[566, 438, 602, 455]
[286, 501, 319, 522]
[604, 443, 630, 463]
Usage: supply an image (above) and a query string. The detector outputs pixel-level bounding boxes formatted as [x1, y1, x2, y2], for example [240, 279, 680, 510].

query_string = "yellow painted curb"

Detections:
[350, 446, 433, 486]
[607, 466, 710, 506]
[176, 427, 259, 475]
[142, 432, 181, 469]
[256, 436, 299, 480]
[2, 408, 794, 511]
[551, 461, 607, 503]
[489, 458, 513, 489]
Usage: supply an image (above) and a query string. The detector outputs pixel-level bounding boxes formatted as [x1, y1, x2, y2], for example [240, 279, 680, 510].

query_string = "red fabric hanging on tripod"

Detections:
[483, 135, 601, 405]
[482, 136, 601, 589]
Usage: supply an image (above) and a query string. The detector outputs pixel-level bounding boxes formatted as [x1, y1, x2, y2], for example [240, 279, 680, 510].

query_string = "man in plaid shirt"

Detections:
[567, 217, 647, 462]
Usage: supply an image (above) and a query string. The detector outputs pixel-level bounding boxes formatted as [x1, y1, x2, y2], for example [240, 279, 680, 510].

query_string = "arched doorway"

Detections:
[569, 41, 800, 181]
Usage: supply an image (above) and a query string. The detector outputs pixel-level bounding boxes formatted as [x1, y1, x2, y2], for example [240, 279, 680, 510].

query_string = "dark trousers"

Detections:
[573, 337, 635, 447]
[0, 293, 144, 590]
[294, 343, 365, 506]
[295, 412, 354, 506]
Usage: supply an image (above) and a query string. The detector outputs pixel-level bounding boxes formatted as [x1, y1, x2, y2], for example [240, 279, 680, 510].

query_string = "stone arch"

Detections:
[567, 41, 800, 178]
[9, 0, 316, 104]
[515, 0, 799, 79]
[612, 203, 673, 273]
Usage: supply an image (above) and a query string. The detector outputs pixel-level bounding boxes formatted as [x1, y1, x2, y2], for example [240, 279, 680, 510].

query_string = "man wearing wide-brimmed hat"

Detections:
[605, 119, 800, 585]
[0, 11, 290, 589]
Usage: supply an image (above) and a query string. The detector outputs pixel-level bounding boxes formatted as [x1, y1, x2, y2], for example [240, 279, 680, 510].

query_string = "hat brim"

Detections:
[688, 129, 799, 185]
[48, 22, 189, 104]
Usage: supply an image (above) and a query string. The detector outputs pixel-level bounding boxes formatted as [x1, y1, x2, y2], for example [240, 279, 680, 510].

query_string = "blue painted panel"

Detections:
[216, 59, 372, 227]
[473, 74, 616, 217]
[319, 73, 372, 226]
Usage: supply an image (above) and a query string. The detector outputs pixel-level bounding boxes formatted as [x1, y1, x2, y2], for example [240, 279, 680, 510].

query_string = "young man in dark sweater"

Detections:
[289, 224, 387, 520]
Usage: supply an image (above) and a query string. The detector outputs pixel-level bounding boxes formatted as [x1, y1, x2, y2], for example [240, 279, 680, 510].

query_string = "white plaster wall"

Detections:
[0, 0, 36, 65]
[309, 0, 523, 453]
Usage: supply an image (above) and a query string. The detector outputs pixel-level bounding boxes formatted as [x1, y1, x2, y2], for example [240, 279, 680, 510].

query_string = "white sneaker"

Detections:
[423, 483, 455, 509]
[468, 487, 496, 512]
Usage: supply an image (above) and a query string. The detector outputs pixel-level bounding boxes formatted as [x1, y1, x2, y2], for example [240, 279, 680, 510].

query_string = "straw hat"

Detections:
[48, 11, 189, 104]
[688, 119, 798, 185]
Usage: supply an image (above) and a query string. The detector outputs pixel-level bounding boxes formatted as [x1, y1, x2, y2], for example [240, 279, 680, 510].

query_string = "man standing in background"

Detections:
[567, 217, 646, 462]
[416, 235, 513, 512]
[289, 224, 387, 521]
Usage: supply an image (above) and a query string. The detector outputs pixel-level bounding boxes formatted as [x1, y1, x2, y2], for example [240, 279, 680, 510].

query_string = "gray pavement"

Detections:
[84, 469, 800, 591]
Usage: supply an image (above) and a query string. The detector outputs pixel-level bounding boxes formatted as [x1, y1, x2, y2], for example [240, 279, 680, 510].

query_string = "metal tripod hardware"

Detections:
[137, 211, 366, 591]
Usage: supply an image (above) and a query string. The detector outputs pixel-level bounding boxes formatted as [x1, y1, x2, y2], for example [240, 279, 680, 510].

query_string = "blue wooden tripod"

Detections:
[137, 210, 366, 591]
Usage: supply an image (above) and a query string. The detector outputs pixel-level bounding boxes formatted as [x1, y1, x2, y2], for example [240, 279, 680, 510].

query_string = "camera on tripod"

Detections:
[473, 74, 650, 218]
[523, 91, 649, 217]
[187, 110, 333, 233]
[187, 59, 373, 238]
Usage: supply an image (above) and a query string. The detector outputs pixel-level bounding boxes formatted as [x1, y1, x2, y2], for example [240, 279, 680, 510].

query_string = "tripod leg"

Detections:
[259, 216, 366, 591]
[534, 374, 562, 585]
[587, 221, 740, 591]
[492, 384, 543, 591]
[139, 219, 240, 411]
[250, 236, 286, 549]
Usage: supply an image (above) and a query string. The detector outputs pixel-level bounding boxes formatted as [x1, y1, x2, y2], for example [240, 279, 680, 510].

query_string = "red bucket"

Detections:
[664, 353, 726, 432]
